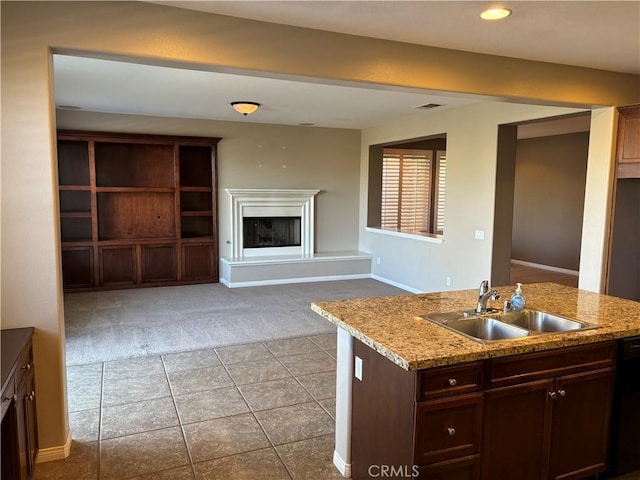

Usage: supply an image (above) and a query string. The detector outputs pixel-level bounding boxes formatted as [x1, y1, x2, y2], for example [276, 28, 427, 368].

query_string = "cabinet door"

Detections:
[616, 106, 640, 178]
[182, 243, 214, 281]
[99, 246, 136, 286]
[14, 380, 29, 480]
[548, 368, 614, 480]
[61, 247, 94, 289]
[24, 371, 37, 478]
[1, 401, 19, 480]
[141, 244, 177, 283]
[482, 379, 554, 480]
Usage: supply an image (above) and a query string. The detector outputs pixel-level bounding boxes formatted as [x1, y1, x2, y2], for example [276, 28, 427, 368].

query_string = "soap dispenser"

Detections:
[510, 283, 526, 311]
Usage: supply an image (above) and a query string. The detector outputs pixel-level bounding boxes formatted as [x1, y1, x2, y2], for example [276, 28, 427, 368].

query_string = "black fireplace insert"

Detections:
[243, 216, 302, 248]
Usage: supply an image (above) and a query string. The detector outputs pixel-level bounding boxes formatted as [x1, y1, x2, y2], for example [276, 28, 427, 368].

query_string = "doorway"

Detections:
[492, 113, 591, 287]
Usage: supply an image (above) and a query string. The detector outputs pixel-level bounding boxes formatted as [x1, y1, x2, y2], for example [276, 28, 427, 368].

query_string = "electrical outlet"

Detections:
[446, 276, 452, 287]
[355, 356, 363, 381]
[474, 229, 485, 240]
[377, 257, 381, 265]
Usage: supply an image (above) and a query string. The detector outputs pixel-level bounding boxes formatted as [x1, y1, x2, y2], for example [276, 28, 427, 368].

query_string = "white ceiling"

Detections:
[54, 1, 639, 130]
[53, 55, 482, 129]
[152, 1, 640, 75]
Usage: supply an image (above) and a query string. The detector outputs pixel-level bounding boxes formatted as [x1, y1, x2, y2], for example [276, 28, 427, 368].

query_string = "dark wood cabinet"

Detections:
[352, 339, 482, 480]
[615, 104, 640, 178]
[352, 340, 616, 480]
[548, 369, 614, 480]
[57, 131, 220, 291]
[1, 328, 38, 480]
[482, 342, 615, 480]
[607, 104, 640, 302]
[482, 379, 553, 480]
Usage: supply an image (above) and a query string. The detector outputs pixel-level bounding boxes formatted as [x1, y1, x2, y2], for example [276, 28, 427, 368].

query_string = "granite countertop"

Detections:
[311, 283, 640, 371]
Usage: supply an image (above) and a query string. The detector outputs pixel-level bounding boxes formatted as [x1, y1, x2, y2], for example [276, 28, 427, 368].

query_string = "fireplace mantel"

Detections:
[226, 188, 320, 259]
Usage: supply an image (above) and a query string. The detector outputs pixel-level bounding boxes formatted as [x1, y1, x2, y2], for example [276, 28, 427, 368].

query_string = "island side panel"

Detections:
[352, 339, 416, 479]
[334, 328, 354, 476]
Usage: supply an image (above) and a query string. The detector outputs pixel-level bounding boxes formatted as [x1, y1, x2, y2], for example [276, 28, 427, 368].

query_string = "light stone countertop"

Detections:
[311, 282, 640, 371]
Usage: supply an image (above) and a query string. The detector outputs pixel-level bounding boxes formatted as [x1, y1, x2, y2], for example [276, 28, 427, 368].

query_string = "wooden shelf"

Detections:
[97, 237, 178, 246]
[179, 186, 213, 192]
[181, 211, 213, 217]
[96, 187, 175, 193]
[61, 241, 94, 247]
[60, 212, 92, 218]
[57, 131, 220, 291]
[59, 185, 91, 191]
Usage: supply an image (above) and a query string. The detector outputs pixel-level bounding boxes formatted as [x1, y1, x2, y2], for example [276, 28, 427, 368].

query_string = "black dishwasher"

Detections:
[611, 336, 640, 474]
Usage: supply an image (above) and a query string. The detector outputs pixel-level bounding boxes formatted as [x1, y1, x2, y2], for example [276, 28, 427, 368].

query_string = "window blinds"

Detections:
[382, 149, 433, 233]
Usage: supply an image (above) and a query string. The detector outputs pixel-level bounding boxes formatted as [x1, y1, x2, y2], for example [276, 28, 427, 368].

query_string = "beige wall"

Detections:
[359, 102, 597, 293]
[512, 132, 590, 271]
[1, 1, 638, 453]
[57, 110, 362, 256]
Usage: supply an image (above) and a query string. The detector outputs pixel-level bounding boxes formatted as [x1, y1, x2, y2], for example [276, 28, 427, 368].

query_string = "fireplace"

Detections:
[243, 216, 302, 248]
[226, 188, 320, 259]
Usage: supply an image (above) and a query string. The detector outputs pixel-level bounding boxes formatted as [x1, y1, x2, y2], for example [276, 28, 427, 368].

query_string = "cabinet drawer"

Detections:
[414, 392, 483, 465]
[15, 345, 33, 389]
[417, 362, 482, 401]
[487, 341, 616, 388]
[417, 454, 480, 480]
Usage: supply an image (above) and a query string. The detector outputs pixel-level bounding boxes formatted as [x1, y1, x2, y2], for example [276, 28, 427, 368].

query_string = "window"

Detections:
[381, 149, 432, 232]
[368, 136, 446, 237]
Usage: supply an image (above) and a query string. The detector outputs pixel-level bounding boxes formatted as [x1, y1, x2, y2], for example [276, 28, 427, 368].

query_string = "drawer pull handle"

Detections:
[22, 363, 31, 371]
[557, 389, 566, 397]
[448, 378, 457, 387]
[548, 391, 557, 399]
[447, 427, 456, 436]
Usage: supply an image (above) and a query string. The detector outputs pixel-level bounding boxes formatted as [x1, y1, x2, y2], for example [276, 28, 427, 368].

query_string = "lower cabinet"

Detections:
[352, 339, 616, 480]
[1, 328, 38, 480]
[483, 342, 616, 480]
[64, 240, 217, 290]
[352, 339, 483, 480]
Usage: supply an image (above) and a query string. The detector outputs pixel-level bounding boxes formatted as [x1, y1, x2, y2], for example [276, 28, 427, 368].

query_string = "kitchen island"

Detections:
[311, 283, 640, 479]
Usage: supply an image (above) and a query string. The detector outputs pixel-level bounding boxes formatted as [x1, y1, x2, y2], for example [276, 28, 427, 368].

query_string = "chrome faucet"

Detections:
[476, 280, 500, 314]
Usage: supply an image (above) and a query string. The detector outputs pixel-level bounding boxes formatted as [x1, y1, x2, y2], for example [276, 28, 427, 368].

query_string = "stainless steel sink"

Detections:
[422, 308, 599, 343]
[492, 309, 597, 333]
[430, 316, 531, 342]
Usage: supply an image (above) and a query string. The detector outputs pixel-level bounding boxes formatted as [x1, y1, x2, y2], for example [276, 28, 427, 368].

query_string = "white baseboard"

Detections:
[36, 429, 71, 463]
[225, 273, 370, 288]
[333, 450, 352, 478]
[371, 274, 421, 293]
[511, 259, 579, 276]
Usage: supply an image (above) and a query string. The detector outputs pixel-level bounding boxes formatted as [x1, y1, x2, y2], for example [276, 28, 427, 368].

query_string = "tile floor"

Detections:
[34, 334, 344, 480]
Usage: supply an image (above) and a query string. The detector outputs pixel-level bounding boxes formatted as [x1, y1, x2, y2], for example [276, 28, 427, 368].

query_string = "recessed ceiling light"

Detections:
[480, 7, 512, 20]
[299, 123, 315, 126]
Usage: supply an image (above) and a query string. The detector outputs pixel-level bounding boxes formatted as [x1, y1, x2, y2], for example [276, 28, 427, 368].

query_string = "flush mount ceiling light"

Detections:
[480, 7, 512, 20]
[231, 101, 261, 116]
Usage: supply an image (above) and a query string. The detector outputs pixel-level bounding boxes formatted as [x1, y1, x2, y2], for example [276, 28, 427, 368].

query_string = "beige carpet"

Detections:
[64, 279, 407, 366]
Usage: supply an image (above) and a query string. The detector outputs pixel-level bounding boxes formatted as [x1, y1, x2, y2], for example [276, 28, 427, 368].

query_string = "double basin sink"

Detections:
[422, 308, 600, 343]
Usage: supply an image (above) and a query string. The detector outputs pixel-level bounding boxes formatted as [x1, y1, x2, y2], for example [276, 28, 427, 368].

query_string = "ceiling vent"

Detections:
[414, 103, 442, 110]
